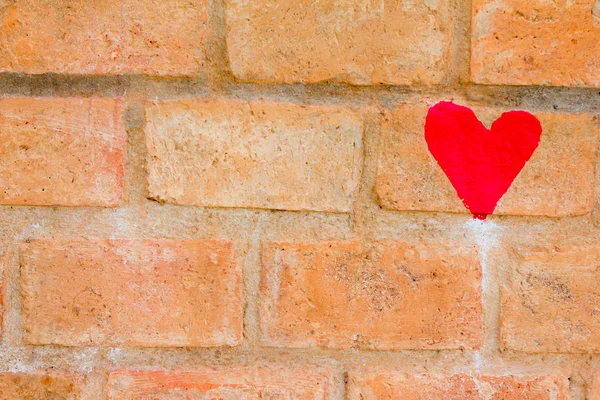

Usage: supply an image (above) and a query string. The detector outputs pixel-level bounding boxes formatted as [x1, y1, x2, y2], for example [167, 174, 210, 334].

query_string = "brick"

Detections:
[259, 240, 482, 349]
[501, 245, 600, 353]
[0, 98, 125, 207]
[21, 239, 242, 347]
[0, 0, 207, 75]
[376, 103, 598, 217]
[145, 99, 363, 212]
[471, 0, 600, 87]
[0, 372, 81, 400]
[108, 367, 340, 399]
[225, 0, 453, 85]
[347, 372, 569, 400]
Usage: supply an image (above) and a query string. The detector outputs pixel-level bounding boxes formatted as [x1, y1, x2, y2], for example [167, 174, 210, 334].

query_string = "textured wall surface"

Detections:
[0, 0, 599, 399]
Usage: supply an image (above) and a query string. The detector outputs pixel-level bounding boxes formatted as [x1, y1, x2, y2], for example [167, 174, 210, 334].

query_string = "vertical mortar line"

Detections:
[465, 219, 502, 373]
[206, 0, 231, 93]
[241, 212, 267, 347]
[1, 241, 23, 348]
[448, 0, 474, 86]
[121, 98, 151, 212]
[350, 105, 383, 239]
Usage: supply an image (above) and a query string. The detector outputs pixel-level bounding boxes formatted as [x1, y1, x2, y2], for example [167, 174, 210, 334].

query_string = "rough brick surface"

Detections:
[0, 0, 207, 75]
[0, 98, 125, 207]
[347, 372, 570, 400]
[108, 367, 340, 399]
[376, 103, 598, 216]
[471, 0, 600, 87]
[1, 0, 600, 390]
[21, 239, 242, 347]
[225, 0, 453, 85]
[500, 245, 600, 353]
[0, 372, 81, 400]
[259, 240, 482, 349]
[145, 99, 363, 212]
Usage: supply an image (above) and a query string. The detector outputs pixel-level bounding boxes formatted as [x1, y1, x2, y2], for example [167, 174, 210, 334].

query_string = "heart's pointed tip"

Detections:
[472, 213, 489, 221]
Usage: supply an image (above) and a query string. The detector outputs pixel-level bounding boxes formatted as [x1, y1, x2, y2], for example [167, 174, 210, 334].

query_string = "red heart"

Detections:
[425, 101, 542, 219]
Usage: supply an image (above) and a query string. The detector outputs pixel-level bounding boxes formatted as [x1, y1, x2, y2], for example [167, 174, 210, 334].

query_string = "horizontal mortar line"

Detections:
[0, 204, 600, 230]
[0, 76, 598, 107]
[0, 344, 595, 363]
[1, 71, 599, 91]
[0, 204, 354, 219]
[0, 349, 593, 377]
[0, 209, 596, 236]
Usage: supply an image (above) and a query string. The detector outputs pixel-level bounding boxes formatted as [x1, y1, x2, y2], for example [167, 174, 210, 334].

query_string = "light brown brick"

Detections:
[501, 245, 600, 353]
[0, 372, 81, 400]
[108, 367, 340, 399]
[347, 372, 569, 400]
[21, 239, 242, 347]
[145, 99, 363, 212]
[0, 0, 207, 75]
[259, 240, 482, 350]
[0, 98, 125, 207]
[225, 0, 453, 85]
[471, 0, 600, 87]
[376, 103, 598, 217]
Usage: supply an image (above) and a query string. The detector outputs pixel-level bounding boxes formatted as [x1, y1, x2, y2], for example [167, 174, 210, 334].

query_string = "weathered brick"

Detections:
[0, 98, 125, 207]
[145, 99, 363, 212]
[501, 245, 600, 353]
[471, 0, 600, 87]
[108, 367, 340, 399]
[0, 0, 207, 75]
[347, 372, 569, 400]
[0, 372, 81, 400]
[21, 239, 242, 347]
[376, 103, 598, 217]
[259, 240, 482, 349]
[225, 0, 453, 85]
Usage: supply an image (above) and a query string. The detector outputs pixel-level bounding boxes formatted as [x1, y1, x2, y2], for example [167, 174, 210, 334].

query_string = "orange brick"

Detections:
[0, 0, 207, 75]
[501, 245, 600, 353]
[347, 372, 569, 400]
[0, 372, 81, 400]
[471, 0, 600, 87]
[376, 103, 598, 217]
[225, 0, 453, 85]
[259, 240, 482, 350]
[108, 367, 340, 399]
[145, 99, 363, 212]
[21, 239, 242, 347]
[0, 98, 125, 207]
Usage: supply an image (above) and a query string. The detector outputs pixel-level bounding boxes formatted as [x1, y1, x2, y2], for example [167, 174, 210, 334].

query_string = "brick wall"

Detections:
[0, 0, 599, 399]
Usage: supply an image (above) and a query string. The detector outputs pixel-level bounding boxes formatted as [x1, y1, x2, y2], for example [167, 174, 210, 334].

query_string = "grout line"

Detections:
[241, 213, 267, 347]
[464, 218, 503, 374]
[350, 106, 384, 237]
[0, 76, 599, 112]
[2, 242, 23, 348]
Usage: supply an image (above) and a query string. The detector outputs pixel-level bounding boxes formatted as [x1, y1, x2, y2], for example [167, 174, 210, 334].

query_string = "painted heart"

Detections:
[425, 101, 542, 219]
